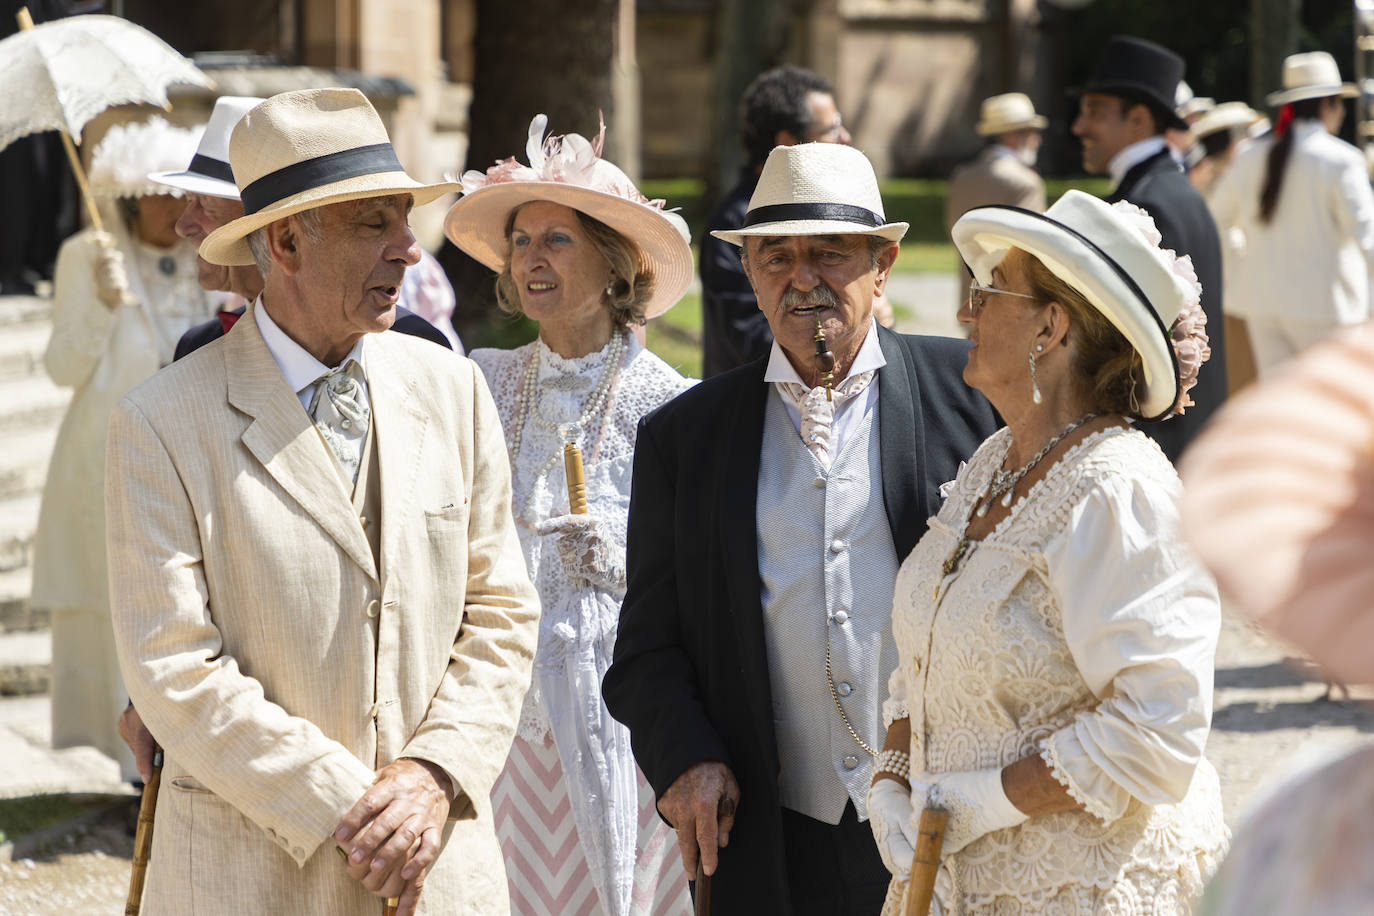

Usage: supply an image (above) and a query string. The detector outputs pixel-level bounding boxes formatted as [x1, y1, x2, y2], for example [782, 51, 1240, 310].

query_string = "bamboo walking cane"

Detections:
[125, 745, 164, 916]
[903, 807, 948, 916]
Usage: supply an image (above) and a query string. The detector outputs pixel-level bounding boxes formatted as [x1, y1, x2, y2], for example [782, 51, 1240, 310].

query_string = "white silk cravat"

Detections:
[775, 369, 876, 470]
[306, 359, 369, 485]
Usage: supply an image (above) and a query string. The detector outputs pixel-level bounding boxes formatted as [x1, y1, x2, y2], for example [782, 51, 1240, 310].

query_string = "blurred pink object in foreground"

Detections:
[1180, 323, 1374, 685]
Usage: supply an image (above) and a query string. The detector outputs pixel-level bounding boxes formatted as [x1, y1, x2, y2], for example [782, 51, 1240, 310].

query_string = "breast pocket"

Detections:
[424, 500, 471, 597]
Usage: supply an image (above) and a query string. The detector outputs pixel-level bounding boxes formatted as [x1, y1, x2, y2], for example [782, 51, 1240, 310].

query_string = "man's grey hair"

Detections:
[245, 207, 325, 277]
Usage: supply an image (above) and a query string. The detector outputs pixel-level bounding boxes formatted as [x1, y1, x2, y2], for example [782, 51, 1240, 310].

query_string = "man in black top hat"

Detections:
[1072, 36, 1227, 463]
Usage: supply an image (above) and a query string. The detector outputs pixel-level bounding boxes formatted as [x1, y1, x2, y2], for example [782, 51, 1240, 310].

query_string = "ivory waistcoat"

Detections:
[757, 388, 899, 824]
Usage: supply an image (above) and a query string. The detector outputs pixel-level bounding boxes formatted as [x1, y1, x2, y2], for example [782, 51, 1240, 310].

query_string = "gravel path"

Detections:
[5, 613, 1371, 914]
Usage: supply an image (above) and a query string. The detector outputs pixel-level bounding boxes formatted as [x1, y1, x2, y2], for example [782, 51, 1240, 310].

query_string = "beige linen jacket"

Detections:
[105, 305, 539, 915]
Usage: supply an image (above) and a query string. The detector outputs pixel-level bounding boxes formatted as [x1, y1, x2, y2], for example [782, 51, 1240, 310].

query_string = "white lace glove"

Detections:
[923, 768, 1029, 857]
[91, 230, 131, 309]
[534, 514, 627, 594]
[867, 777, 925, 878]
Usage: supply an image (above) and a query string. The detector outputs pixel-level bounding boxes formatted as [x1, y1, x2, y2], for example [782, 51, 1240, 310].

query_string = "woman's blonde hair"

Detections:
[1021, 252, 1144, 416]
[494, 204, 655, 327]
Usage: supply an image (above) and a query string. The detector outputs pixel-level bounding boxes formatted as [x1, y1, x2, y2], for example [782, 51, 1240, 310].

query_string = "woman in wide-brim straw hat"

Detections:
[1206, 50, 1374, 378]
[444, 114, 694, 916]
[865, 190, 1229, 914]
[32, 116, 216, 783]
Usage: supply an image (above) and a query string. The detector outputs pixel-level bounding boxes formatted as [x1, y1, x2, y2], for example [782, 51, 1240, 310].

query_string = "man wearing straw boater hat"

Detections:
[105, 88, 539, 915]
[604, 142, 998, 915]
[945, 92, 1048, 235]
[114, 93, 457, 801]
[946, 92, 1048, 308]
[1071, 36, 1227, 463]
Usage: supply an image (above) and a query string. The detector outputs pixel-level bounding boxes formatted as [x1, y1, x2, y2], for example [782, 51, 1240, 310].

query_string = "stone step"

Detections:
[0, 629, 49, 698]
[0, 322, 51, 382]
[0, 295, 52, 330]
[0, 373, 69, 435]
[0, 427, 57, 502]
[0, 492, 41, 574]
[0, 566, 41, 633]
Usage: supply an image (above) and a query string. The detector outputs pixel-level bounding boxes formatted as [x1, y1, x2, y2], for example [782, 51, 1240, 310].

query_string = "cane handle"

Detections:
[125, 746, 164, 915]
[564, 443, 588, 514]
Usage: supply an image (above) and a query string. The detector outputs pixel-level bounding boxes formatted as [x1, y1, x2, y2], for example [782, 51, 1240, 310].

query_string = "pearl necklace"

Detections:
[507, 330, 627, 525]
[939, 413, 1099, 583]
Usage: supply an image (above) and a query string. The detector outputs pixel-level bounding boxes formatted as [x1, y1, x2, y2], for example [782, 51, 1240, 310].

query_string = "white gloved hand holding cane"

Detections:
[923, 768, 1029, 856]
[866, 776, 926, 878]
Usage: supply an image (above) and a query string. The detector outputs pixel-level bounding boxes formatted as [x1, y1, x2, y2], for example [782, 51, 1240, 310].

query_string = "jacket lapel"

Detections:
[226, 305, 378, 581]
[1108, 149, 1175, 202]
[364, 334, 429, 585]
[876, 326, 926, 559]
[717, 359, 778, 773]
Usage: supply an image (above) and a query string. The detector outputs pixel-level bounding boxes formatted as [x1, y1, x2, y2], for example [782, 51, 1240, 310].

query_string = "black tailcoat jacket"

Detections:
[603, 325, 999, 914]
[1107, 149, 1227, 462]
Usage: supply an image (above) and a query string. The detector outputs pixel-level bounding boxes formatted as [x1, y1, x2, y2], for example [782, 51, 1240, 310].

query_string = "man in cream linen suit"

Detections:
[105, 88, 539, 915]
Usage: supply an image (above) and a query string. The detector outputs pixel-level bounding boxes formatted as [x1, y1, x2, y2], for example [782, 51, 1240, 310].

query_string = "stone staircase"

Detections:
[0, 294, 65, 692]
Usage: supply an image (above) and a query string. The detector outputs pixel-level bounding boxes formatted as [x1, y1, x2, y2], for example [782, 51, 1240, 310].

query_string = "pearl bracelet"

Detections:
[874, 748, 911, 782]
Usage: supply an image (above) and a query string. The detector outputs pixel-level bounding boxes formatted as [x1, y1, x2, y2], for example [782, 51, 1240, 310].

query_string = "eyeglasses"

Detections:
[967, 280, 1038, 315]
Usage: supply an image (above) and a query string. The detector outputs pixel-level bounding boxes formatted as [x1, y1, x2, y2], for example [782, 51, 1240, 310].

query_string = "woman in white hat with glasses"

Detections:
[444, 115, 693, 916]
[866, 191, 1229, 914]
[31, 116, 217, 783]
[1207, 50, 1374, 378]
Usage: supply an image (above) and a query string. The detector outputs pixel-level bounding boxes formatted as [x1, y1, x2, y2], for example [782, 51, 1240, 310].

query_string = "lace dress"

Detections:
[473, 332, 693, 916]
[883, 426, 1229, 915]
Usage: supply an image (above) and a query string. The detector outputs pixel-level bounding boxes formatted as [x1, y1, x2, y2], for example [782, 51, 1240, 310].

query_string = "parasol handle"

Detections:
[17, 6, 105, 235]
[904, 806, 948, 916]
[564, 443, 588, 514]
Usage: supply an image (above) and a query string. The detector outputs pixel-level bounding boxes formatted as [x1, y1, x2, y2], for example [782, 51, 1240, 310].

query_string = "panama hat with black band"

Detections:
[148, 95, 263, 200]
[952, 190, 1204, 421]
[710, 142, 908, 246]
[199, 88, 460, 267]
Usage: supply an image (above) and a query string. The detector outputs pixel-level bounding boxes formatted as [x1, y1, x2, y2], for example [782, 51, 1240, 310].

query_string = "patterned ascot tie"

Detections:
[307, 359, 370, 486]
[776, 369, 876, 470]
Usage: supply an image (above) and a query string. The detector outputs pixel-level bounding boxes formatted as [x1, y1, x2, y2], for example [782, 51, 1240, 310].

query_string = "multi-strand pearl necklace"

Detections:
[507, 329, 627, 521]
[940, 413, 1099, 582]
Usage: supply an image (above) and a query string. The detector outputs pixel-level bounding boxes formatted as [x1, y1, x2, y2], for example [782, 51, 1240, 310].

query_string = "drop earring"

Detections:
[1029, 344, 1044, 405]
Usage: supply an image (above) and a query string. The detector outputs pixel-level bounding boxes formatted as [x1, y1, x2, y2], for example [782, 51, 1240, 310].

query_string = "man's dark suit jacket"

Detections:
[603, 326, 999, 914]
[1107, 149, 1226, 463]
[173, 304, 450, 361]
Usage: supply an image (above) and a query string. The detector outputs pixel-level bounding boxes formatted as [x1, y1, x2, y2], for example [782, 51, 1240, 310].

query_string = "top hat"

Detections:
[710, 142, 908, 246]
[1079, 36, 1188, 131]
[149, 96, 264, 199]
[975, 93, 1048, 137]
[199, 88, 460, 267]
[952, 191, 1204, 421]
[444, 114, 692, 320]
[1266, 51, 1359, 107]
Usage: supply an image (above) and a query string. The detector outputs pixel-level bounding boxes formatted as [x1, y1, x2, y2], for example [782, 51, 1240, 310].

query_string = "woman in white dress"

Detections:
[865, 191, 1229, 914]
[444, 115, 694, 916]
[31, 117, 216, 782]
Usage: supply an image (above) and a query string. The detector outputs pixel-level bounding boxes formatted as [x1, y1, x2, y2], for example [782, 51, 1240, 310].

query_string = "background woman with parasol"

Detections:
[445, 113, 695, 916]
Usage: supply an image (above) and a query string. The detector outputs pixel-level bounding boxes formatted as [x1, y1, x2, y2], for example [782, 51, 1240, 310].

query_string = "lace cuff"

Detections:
[882, 698, 909, 729]
[1039, 731, 1130, 824]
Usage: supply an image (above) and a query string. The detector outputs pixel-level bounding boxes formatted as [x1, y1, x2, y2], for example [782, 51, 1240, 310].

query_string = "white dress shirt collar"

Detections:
[764, 318, 887, 385]
[1108, 135, 1168, 191]
[253, 298, 368, 409]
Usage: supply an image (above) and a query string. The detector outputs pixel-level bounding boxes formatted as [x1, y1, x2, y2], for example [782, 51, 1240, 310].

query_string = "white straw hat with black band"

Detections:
[976, 93, 1048, 137]
[199, 88, 460, 267]
[952, 190, 1201, 421]
[148, 95, 263, 199]
[710, 142, 908, 246]
[444, 113, 693, 320]
[1266, 51, 1359, 107]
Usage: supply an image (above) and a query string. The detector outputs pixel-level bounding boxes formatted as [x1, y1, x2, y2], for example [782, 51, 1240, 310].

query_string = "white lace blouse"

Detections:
[886, 425, 1229, 913]
[471, 333, 693, 741]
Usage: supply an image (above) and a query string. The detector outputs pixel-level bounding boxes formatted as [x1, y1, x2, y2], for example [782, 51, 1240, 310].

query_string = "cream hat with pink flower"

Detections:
[444, 114, 692, 319]
[952, 190, 1208, 421]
